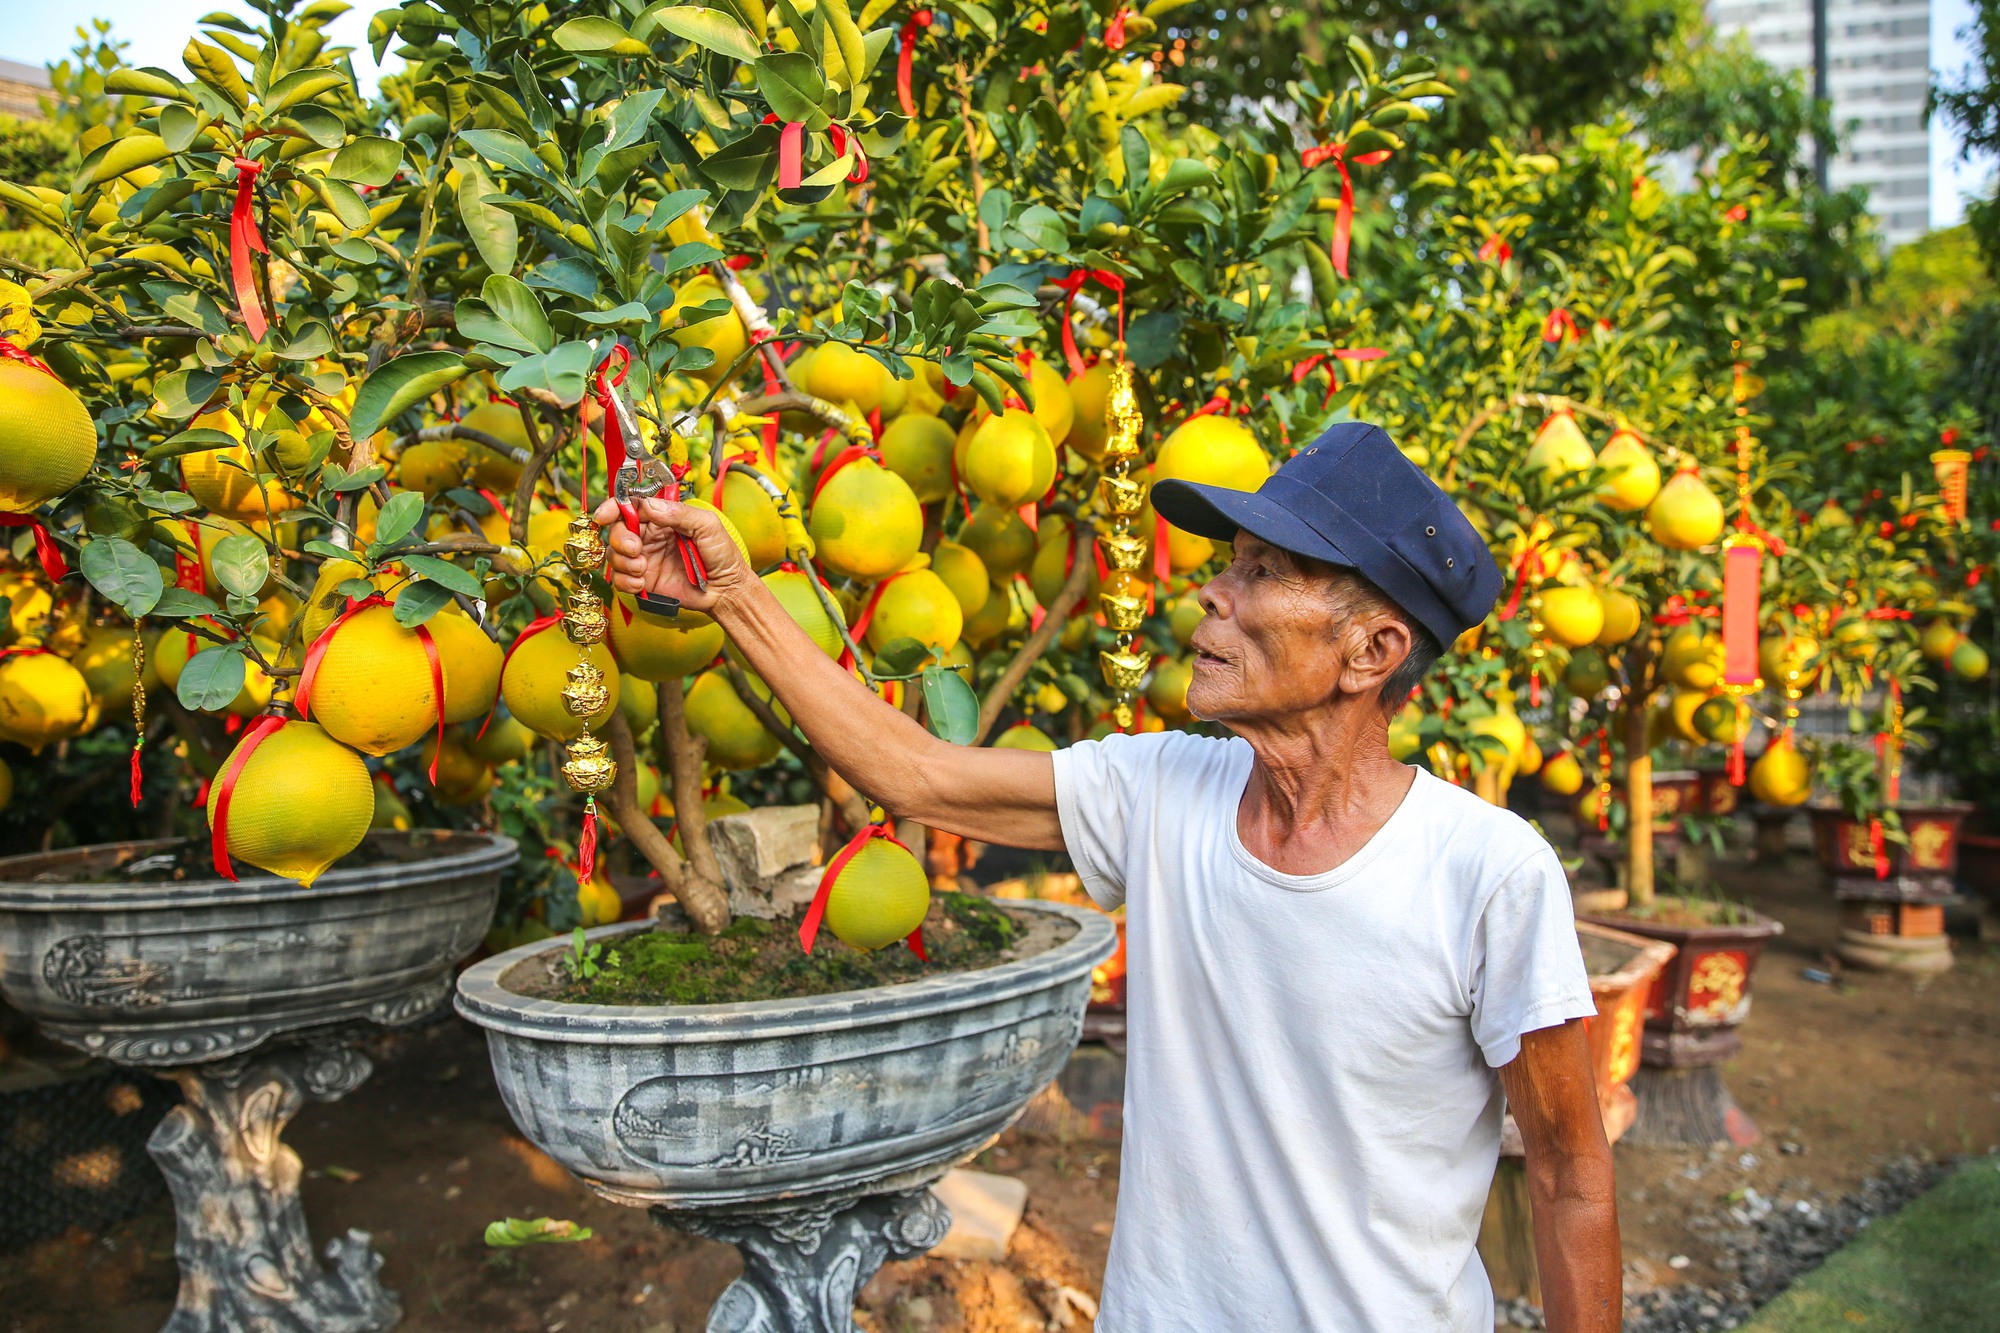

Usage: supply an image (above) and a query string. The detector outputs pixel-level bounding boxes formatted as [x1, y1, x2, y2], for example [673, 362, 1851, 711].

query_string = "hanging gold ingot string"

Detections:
[1096, 346, 1147, 729]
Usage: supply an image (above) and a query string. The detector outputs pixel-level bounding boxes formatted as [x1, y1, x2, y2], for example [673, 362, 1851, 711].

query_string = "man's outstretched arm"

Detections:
[596, 495, 1065, 850]
[1499, 1019, 1622, 1333]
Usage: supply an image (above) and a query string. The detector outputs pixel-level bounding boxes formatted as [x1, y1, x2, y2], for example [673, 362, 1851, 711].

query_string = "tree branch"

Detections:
[657, 680, 729, 922]
[602, 710, 726, 931]
[973, 542, 1094, 745]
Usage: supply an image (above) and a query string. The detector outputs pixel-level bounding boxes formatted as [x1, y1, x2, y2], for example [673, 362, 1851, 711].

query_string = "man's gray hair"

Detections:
[1327, 569, 1444, 711]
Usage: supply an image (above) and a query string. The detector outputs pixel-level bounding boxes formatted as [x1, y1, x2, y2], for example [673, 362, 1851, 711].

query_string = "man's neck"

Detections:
[1229, 700, 1416, 878]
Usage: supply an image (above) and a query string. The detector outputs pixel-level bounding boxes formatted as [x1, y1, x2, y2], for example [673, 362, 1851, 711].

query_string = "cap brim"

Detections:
[1149, 479, 1354, 571]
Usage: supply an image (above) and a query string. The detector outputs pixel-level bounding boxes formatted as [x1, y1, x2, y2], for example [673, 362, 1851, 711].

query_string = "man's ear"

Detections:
[1338, 611, 1412, 698]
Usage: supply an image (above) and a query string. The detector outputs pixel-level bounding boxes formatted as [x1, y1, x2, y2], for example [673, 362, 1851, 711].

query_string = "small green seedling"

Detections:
[483, 1216, 594, 1247]
[559, 926, 619, 982]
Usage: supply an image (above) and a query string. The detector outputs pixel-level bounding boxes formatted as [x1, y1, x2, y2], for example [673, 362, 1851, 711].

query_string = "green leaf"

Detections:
[144, 427, 241, 463]
[392, 579, 454, 627]
[921, 665, 978, 744]
[458, 129, 550, 180]
[453, 157, 518, 277]
[327, 464, 388, 493]
[153, 369, 222, 420]
[1120, 125, 1151, 199]
[138, 489, 200, 514]
[574, 301, 652, 326]
[208, 532, 270, 599]
[401, 553, 486, 598]
[483, 1217, 594, 1248]
[604, 89, 668, 153]
[756, 53, 830, 128]
[1125, 310, 1182, 368]
[304, 540, 354, 561]
[264, 67, 347, 113]
[177, 645, 246, 712]
[74, 134, 175, 194]
[554, 16, 644, 54]
[497, 341, 595, 405]
[80, 537, 163, 617]
[330, 136, 403, 188]
[151, 588, 220, 618]
[349, 353, 470, 441]
[301, 172, 372, 231]
[288, 105, 347, 149]
[182, 38, 250, 109]
[160, 105, 201, 153]
[698, 125, 779, 191]
[372, 491, 426, 546]
[481, 275, 555, 353]
[638, 6, 762, 62]
[872, 636, 933, 676]
[1014, 204, 1067, 253]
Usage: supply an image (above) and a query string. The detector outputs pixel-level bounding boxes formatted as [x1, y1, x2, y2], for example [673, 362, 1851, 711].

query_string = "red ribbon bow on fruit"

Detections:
[210, 715, 287, 879]
[0, 338, 56, 378]
[229, 156, 270, 342]
[801, 821, 927, 958]
[1300, 141, 1391, 280]
[1104, 6, 1131, 49]
[295, 593, 445, 784]
[897, 10, 934, 116]
[762, 117, 868, 190]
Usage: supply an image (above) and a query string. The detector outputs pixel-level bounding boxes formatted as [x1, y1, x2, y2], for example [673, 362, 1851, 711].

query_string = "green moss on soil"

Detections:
[558, 892, 1028, 1006]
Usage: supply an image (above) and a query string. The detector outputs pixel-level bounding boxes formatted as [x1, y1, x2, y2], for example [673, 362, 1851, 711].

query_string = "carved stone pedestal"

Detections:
[661, 1185, 952, 1333]
[151, 1043, 399, 1333]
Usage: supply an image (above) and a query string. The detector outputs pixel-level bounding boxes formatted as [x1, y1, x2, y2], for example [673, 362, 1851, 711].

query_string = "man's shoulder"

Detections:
[1403, 768, 1559, 884]
[1073, 727, 1240, 770]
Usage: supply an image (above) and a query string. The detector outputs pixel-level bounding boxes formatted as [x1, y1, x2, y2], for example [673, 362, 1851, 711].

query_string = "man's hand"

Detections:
[1500, 1019, 1621, 1332]
[593, 495, 755, 615]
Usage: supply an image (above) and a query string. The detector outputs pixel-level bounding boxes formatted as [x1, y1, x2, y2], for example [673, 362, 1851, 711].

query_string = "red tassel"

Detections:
[577, 799, 599, 884]
[129, 746, 142, 808]
[228, 157, 269, 341]
[1529, 672, 1541, 708]
[1104, 6, 1129, 48]
[1542, 308, 1580, 344]
[1869, 818, 1888, 880]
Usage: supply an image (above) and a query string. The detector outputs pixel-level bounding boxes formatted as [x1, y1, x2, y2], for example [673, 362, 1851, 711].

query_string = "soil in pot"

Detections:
[1611, 894, 1759, 931]
[505, 893, 1073, 1006]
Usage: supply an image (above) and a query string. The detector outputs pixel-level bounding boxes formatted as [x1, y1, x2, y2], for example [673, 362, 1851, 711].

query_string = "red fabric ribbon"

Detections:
[480, 614, 562, 735]
[1868, 817, 1888, 880]
[758, 353, 782, 466]
[296, 593, 445, 783]
[1728, 699, 1749, 786]
[577, 800, 600, 885]
[1477, 233, 1513, 264]
[176, 519, 206, 594]
[1497, 543, 1544, 621]
[799, 821, 926, 957]
[1289, 348, 1385, 407]
[1542, 309, 1581, 344]
[210, 715, 287, 879]
[765, 116, 806, 190]
[811, 442, 882, 505]
[827, 125, 870, 183]
[229, 157, 270, 342]
[0, 515, 67, 582]
[590, 345, 632, 503]
[1054, 269, 1127, 379]
[1153, 511, 1171, 584]
[0, 338, 56, 378]
[897, 10, 934, 116]
[1104, 6, 1130, 49]
[1300, 142, 1390, 280]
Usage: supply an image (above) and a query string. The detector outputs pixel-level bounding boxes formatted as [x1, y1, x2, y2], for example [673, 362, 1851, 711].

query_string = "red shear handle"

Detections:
[616, 500, 641, 534]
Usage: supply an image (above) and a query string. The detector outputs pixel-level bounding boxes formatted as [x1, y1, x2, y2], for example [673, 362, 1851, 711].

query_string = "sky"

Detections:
[3, 0, 1995, 232]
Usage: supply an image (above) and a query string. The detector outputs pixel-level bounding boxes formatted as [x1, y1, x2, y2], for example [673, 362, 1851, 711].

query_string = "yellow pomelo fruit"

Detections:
[1662, 689, 1706, 744]
[610, 591, 726, 681]
[207, 721, 372, 886]
[0, 573, 52, 639]
[806, 342, 889, 412]
[422, 606, 504, 724]
[0, 361, 96, 513]
[1538, 585, 1603, 648]
[1759, 632, 1821, 690]
[706, 468, 788, 570]
[878, 413, 957, 504]
[1469, 706, 1528, 765]
[1154, 415, 1269, 493]
[259, 590, 300, 637]
[1147, 657, 1193, 721]
[1034, 681, 1068, 714]
[1594, 590, 1644, 646]
[930, 541, 991, 617]
[1065, 362, 1112, 461]
[1595, 428, 1660, 511]
[684, 669, 781, 769]
[664, 275, 748, 385]
[1141, 483, 1216, 574]
[75, 625, 138, 706]
[456, 402, 529, 491]
[960, 503, 1037, 580]
[1920, 619, 1964, 662]
[465, 711, 534, 764]
[1388, 701, 1423, 761]
[0, 651, 90, 751]
[962, 580, 1012, 646]
[1953, 638, 1989, 680]
[1517, 735, 1544, 777]
[577, 871, 624, 927]
[620, 672, 659, 735]
[1030, 517, 1101, 606]
[526, 507, 578, 572]
[306, 605, 441, 754]
[810, 457, 923, 581]
[1060, 614, 1095, 653]
[1541, 750, 1585, 796]
[1024, 355, 1075, 447]
[752, 569, 847, 660]
[1693, 694, 1745, 744]
[397, 438, 466, 496]
[183, 441, 302, 522]
[822, 837, 930, 951]
[1524, 410, 1595, 480]
[1169, 596, 1207, 647]
[866, 569, 963, 652]
[1661, 625, 1723, 690]
[962, 409, 1057, 510]
[937, 640, 974, 684]
[994, 723, 1057, 751]
[501, 624, 619, 740]
[1749, 734, 1811, 806]
[424, 731, 495, 805]
[1649, 469, 1725, 550]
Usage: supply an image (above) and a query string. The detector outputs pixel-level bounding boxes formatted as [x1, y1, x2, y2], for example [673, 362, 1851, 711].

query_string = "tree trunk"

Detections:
[1625, 692, 1656, 907]
[603, 710, 727, 933]
[656, 682, 730, 931]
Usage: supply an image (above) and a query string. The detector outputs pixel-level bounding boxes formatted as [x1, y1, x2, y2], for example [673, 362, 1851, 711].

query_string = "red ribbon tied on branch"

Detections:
[591, 344, 632, 494]
[1290, 347, 1386, 407]
[762, 117, 868, 190]
[229, 157, 270, 342]
[1104, 6, 1131, 49]
[897, 10, 933, 116]
[1054, 268, 1126, 379]
[1542, 308, 1581, 345]
[1477, 233, 1513, 264]
[0, 337, 56, 379]
[0, 514, 69, 583]
[799, 821, 927, 958]
[1300, 141, 1392, 280]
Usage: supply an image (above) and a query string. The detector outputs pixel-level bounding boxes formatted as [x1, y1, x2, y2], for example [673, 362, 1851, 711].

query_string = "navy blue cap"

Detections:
[1150, 421, 1503, 648]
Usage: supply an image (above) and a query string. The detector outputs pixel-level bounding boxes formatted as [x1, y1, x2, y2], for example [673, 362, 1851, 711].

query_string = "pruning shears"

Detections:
[604, 357, 707, 619]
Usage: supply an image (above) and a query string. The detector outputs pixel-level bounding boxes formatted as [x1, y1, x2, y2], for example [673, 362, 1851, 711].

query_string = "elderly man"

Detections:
[599, 420, 1621, 1333]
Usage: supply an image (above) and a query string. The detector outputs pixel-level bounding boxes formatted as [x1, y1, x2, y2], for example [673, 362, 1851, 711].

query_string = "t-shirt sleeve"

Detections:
[1049, 732, 1159, 911]
[1467, 843, 1598, 1068]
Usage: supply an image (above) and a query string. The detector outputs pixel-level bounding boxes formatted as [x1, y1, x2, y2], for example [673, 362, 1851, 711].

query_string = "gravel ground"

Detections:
[1495, 1154, 1962, 1332]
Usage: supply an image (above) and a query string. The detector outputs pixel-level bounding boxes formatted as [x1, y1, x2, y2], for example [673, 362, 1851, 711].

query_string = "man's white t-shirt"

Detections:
[1050, 731, 1596, 1333]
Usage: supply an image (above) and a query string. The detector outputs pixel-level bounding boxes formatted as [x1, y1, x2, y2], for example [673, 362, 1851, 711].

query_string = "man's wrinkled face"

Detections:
[1186, 534, 1359, 724]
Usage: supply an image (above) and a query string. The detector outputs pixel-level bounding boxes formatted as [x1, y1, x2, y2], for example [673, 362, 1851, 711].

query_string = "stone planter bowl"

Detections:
[456, 899, 1117, 1210]
[0, 831, 516, 1065]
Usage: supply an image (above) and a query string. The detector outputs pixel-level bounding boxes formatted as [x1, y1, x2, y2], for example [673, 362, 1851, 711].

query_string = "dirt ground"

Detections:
[3, 837, 1996, 1333]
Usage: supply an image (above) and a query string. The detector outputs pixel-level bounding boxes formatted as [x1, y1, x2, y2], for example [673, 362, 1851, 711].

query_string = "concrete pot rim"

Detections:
[0, 830, 520, 912]
[456, 899, 1117, 1045]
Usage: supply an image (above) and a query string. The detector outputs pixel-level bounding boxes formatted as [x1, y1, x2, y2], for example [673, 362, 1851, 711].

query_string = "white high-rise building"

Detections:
[1709, 0, 1932, 245]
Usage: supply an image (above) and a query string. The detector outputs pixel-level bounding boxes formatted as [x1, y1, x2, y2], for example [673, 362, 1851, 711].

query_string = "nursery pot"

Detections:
[456, 900, 1115, 1333]
[1579, 906, 1782, 1069]
[0, 830, 516, 1333]
[1808, 802, 1972, 889]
